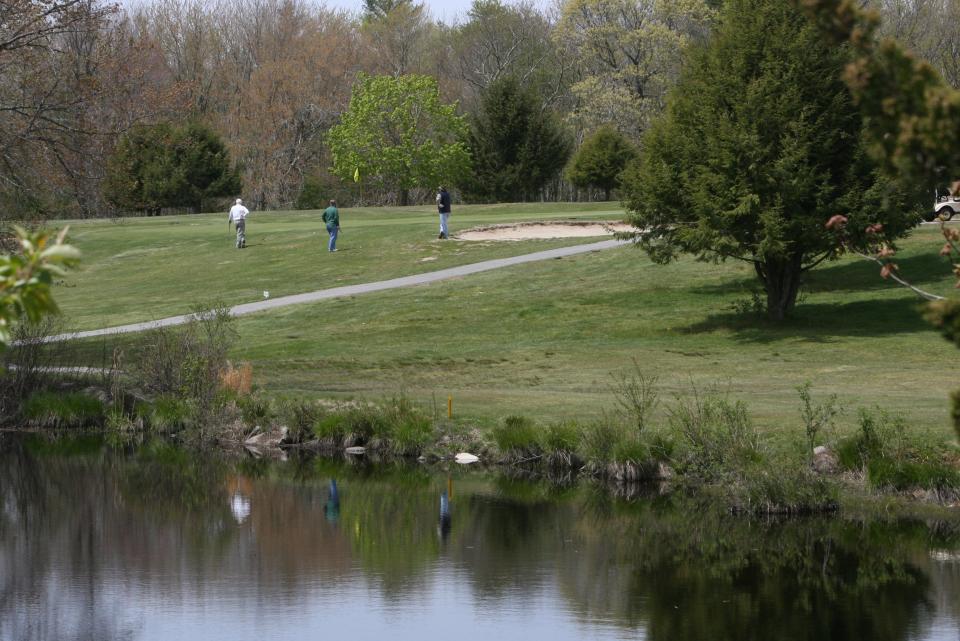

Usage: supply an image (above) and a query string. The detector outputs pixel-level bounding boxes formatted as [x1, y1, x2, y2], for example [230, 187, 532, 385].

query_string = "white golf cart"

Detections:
[932, 187, 960, 221]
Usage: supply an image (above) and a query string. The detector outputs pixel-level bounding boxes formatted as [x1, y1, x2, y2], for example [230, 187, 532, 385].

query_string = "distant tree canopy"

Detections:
[5, 0, 959, 216]
[566, 126, 636, 200]
[453, 0, 570, 113]
[466, 75, 571, 202]
[363, 0, 414, 21]
[103, 122, 240, 214]
[327, 73, 471, 206]
[554, 0, 716, 138]
[621, 0, 921, 321]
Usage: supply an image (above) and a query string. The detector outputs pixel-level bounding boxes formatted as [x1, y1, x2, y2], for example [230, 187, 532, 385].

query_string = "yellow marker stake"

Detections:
[447, 395, 453, 419]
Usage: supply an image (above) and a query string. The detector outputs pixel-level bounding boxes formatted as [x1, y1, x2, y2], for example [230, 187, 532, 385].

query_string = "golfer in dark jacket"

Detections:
[437, 186, 451, 239]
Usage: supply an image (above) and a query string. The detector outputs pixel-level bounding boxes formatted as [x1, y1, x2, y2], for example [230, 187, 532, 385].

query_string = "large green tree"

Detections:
[566, 126, 636, 200]
[466, 75, 571, 202]
[327, 73, 471, 206]
[621, 0, 920, 321]
[103, 122, 240, 214]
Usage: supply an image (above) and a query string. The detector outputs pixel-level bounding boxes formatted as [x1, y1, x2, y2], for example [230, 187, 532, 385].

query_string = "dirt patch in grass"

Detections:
[456, 220, 633, 241]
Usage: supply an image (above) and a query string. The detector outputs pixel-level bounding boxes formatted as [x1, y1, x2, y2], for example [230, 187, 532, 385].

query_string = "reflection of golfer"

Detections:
[323, 199, 340, 252]
[228, 198, 249, 249]
[325, 479, 340, 523]
[438, 489, 451, 540]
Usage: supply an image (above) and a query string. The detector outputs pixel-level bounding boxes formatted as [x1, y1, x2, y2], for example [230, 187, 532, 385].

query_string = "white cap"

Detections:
[236, 198, 242, 204]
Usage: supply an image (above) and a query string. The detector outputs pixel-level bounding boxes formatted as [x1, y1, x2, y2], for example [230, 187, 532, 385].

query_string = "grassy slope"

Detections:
[57, 203, 619, 330]
[55, 205, 960, 439]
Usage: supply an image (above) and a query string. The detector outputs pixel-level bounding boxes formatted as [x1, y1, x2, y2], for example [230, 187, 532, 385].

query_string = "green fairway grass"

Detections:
[55, 205, 960, 440]
[55, 203, 621, 330]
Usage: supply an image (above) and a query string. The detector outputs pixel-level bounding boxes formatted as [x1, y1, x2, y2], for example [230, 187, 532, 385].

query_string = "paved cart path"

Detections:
[48, 238, 630, 342]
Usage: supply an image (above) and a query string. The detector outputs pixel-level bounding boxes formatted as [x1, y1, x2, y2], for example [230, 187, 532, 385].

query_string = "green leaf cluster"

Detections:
[0, 227, 79, 346]
[103, 122, 241, 213]
[466, 76, 571, 202]
[327, 74, 471, 205]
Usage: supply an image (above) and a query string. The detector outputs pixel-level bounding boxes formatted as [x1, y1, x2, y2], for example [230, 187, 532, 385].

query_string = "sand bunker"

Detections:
[457, 221, 634, 241]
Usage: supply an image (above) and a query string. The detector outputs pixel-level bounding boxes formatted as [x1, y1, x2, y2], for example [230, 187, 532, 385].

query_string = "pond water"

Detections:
[3, 434, 960, 641]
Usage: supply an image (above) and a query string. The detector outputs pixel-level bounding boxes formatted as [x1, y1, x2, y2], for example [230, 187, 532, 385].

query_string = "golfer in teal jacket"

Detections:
[322, 200, 340, 252]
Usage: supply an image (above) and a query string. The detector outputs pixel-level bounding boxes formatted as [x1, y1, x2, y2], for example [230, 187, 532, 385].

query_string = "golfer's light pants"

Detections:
[235, 220, 246, 248]
[439, 213, 449, 238]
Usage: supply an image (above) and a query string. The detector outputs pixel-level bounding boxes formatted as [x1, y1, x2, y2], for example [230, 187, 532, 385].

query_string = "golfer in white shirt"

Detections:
[228, 198, 249, 249]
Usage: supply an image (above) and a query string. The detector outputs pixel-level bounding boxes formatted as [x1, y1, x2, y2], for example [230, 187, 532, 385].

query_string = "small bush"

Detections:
[867, 457, 960, 491]
[611, 362, 659, 435]
[835, 407, 960, 492]
[737, 463, 839, 514]
[136, 396, 194, 433]
[105, 406, 141, 432]
[541, 422, 580, 454]
[647, 432, 675, 462]
[613, 437, 653, 464]
[388, 415, 434, 456]
[23, 391, 104, 428]
[220, 362, 253, 395]
[313, 413, 348, 441]
[539, 421, 582, 468]
[1, 317, 70, 415]
[236, 393, 272, 427]
[729, 289, 766, 316]
[341, 405, 386, 442]
[492, 415, 541, 457]
[797, 381, 840, 456]
[276, 398, 323, 442]
[669, 391, 762, 480]
[579, 418, 627, 465]
[836, 407, 902, 470]
[128, 303, 237, 423]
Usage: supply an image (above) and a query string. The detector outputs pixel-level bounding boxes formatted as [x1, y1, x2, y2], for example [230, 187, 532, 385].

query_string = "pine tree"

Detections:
[620, 0, 921, 320]
[467, 76, 571, 202]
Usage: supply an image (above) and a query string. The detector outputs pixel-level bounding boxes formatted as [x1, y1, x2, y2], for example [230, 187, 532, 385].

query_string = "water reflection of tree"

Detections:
[0, 436, 141, 641]
[557, 497, 954, 641]
[4, 437, 960, 641]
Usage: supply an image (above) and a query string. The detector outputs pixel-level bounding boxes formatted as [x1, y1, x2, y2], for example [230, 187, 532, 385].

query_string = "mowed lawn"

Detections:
[54, 205, 960, 438]
[55, 203, 621, 330]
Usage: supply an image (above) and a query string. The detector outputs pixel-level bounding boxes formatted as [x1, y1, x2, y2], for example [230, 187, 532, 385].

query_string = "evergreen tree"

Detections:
[104, 122, 240, 214]
[566, 126, 637, 201]
[620, 0, 921, 321]
[466, 76, 571, 202]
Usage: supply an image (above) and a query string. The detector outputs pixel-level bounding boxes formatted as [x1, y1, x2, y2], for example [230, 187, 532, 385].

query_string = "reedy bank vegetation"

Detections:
[7, 313, 957, 514]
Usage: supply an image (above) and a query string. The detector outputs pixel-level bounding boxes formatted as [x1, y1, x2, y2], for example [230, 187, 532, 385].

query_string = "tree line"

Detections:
[0, 0, 718, 217]
[3, 0, 958, 219]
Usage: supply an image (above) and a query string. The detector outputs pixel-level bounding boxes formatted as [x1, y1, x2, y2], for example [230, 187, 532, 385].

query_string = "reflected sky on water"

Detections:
[2, 434, 960, 641]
